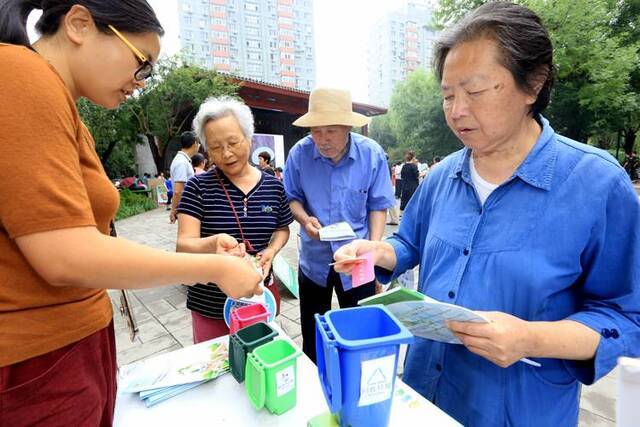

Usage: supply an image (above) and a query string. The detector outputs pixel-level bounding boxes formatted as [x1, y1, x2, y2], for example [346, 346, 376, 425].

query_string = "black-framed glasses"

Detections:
[108, 25, 154, 81]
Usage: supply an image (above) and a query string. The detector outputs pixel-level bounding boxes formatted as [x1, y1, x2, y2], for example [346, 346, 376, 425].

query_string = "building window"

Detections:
[246, 16, 259, 26]
[246, 39, 261, 49]
[213, 56, 230, 65]
[245, 3, 259, 12]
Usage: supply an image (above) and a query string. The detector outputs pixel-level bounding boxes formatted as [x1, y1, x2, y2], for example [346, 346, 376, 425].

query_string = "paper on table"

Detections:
[119, 341, 229, 393]
[617, 357, 640, 427]
[318, 222, 356, 242]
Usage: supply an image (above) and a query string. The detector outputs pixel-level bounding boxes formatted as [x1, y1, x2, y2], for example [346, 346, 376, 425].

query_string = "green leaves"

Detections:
[371, 69, 462, 164]
[429, 0, 640, 146]
[79, 56, 239, 176]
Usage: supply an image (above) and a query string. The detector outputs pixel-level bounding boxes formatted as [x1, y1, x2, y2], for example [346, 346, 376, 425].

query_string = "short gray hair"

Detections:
[192, 96, 254, 150]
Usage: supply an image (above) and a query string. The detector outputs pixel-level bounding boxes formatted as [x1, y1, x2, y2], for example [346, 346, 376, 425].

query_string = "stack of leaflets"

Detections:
[318, 222, 357, 241]
[358, 287, 488, 344]
[118, 340, 230, 407]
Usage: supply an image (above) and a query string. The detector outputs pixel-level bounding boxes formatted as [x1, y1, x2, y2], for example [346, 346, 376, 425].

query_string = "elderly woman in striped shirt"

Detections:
[176, 96, 293, 342]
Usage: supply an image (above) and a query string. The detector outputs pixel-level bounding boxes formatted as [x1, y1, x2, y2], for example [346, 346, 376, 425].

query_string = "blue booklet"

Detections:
[139, 380, 209, 407]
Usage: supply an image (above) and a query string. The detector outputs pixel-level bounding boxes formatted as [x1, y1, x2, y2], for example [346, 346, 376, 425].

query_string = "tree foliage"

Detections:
[431, 0, 640, 147]
[131, 58, 237, 172]
[371, 69, 462, 163]
[78, 57, 238, 176]
[77, 98, 139, 178]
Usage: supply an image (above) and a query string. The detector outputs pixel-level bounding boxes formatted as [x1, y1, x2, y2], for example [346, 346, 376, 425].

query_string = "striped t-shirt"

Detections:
[177, 167, 293, 318]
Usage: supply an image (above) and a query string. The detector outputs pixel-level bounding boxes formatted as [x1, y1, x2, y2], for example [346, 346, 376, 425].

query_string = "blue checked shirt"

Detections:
[377, 117, 640, 426]
[284, 132, 395, 290]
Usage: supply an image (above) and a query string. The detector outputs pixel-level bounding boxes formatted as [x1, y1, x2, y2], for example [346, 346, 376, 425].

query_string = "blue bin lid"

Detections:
[324, 305, 413, 350]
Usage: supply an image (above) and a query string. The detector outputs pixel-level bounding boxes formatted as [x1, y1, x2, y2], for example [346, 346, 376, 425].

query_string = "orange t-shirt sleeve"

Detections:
[0, 47, 96, 238]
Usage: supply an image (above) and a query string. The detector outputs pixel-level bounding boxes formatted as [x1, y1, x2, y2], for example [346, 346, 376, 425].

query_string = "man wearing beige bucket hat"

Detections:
[283, 88, 395, 362]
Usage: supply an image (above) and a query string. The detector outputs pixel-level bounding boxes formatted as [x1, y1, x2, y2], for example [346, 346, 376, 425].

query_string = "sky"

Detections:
[147, 0, 431, 103]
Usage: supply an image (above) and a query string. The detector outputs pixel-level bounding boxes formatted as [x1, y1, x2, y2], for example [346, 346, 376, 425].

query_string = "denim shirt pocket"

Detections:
[344, 188, 368, 224]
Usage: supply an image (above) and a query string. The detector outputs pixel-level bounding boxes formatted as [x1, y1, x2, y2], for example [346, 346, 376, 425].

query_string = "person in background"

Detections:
[169, 131, 199, 223]
[416, 157, 430, 182]
[177, 96, 293, 342]
[431, 156, 442, 169]
[400, 150, 419, 211]
[334, 3, 640, 426]
[623, 151, 639, 181]
[386, 154, 399, 225]
[284, 87, 395, 362]
[258, 151, 276, 176]
[394, 161, 403, 201]
[192, 152, 206, 175]
[274, 166, 284, 181]
[0, 2, 262, 425]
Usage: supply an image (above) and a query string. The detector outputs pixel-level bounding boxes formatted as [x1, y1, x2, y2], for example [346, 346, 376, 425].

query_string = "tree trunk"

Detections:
[623, 128, 637, 154]
[145, 134, 164, 174]
[100, 139, 119, 165]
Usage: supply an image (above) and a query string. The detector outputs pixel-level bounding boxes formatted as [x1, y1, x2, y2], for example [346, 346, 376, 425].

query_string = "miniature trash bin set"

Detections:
[227, 302, 302, 415]
[226, 251, 412, 425]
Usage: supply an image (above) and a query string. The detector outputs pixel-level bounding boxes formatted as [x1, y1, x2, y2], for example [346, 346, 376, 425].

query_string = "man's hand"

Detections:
[169, 210, 178, 224]
[304, 217, 322, 240]
[448, 311, 534, 368]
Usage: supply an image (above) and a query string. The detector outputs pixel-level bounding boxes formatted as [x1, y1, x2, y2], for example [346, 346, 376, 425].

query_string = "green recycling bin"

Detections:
[229, 322, 278, 383]
[245, 339, 301, 415]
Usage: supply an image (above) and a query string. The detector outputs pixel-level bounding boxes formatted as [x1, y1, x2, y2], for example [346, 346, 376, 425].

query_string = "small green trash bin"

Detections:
[229, 322, 278, 383]
[245, 339, 301, 415]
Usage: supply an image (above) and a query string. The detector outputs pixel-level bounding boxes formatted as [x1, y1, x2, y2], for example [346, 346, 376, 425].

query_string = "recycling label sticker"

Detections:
[276, 366, 295, 397]
[358, 354, 396, 407]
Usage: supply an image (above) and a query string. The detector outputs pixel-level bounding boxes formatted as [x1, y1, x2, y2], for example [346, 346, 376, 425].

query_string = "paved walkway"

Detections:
[111, 207, 617, 426]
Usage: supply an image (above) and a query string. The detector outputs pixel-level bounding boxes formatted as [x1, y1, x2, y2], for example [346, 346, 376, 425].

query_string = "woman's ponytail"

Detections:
[0, 0, 43, 47]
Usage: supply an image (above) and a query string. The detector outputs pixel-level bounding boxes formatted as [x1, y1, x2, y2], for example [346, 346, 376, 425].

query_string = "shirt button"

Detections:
[448, 291, 455, 299]
[601, 328, 611, 338]
[611, 329, 620, 339]
[435, 363, 443, 372]
[463, 248, 470, 256]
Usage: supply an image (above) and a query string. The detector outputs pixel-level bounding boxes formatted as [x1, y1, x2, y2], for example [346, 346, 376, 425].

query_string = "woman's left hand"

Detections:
[448, 311, 534, 368]
[256, 247, 276, 278]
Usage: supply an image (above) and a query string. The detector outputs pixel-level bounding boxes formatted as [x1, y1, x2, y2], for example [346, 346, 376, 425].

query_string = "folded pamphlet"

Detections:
[319, 222, 356, 242]
[359, 287, 488, 344]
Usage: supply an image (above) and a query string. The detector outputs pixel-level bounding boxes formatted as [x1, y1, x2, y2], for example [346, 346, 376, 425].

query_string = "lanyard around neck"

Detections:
[214, 168, 254, 252]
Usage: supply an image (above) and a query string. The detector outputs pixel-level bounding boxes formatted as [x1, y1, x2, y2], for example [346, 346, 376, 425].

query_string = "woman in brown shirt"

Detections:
[0, 1, 262, 425]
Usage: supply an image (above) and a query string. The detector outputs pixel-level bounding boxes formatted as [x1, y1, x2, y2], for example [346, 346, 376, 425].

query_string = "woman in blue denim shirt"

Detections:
[335, 3, 640, 426]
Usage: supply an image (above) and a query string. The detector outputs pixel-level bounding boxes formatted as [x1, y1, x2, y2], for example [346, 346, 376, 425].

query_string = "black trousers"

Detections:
[298, 267, 376, 363]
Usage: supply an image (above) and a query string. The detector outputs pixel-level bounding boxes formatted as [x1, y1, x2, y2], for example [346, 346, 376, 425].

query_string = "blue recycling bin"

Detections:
[315, 305, 413, 427]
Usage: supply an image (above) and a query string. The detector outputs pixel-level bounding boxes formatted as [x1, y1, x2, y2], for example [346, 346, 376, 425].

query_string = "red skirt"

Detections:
[0, 322, 117, 427]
